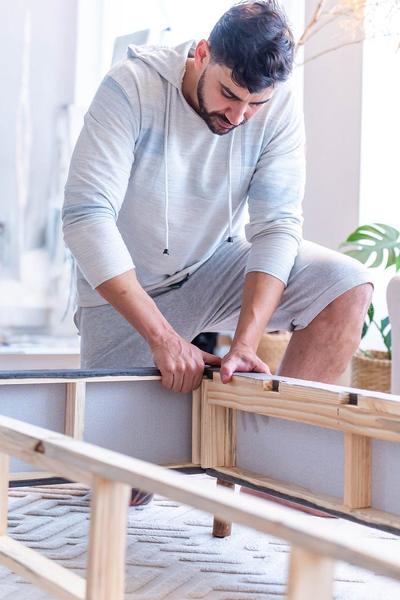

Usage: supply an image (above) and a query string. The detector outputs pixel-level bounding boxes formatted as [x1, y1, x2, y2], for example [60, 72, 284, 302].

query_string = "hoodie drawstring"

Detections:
[226, 128, 235, 243]
[162, 85, 236, 255]
[163, 82, 172, 255]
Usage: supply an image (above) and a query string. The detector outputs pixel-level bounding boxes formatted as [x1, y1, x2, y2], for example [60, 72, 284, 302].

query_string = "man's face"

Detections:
[196, 63, 275, 136]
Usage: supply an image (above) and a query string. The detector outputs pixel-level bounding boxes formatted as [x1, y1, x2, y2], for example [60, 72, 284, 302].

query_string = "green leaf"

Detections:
[367, 303, 375, 322]
[381, 316, 390, 331]
[340, 223, 400, 269]
[383, 329, 392, 354]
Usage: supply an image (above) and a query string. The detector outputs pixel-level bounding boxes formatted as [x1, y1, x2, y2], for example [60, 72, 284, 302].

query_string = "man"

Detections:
[63, 3, 372, 406]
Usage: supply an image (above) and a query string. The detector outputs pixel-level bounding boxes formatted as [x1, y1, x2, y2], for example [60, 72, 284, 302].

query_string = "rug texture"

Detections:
[2, 474, 400, 599]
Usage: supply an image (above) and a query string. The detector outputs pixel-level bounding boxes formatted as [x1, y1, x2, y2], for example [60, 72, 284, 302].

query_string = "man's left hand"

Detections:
[220, 343, 271, 384]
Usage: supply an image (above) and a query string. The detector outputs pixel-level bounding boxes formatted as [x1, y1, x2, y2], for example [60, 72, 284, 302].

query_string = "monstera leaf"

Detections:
[340, 223, 400, 271]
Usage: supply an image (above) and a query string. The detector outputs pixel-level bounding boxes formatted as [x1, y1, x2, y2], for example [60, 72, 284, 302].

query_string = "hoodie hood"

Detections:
[127, 40, 195, 90]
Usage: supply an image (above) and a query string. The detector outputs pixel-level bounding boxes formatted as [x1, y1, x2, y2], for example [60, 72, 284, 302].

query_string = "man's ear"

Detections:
[194, 39, 211, 69]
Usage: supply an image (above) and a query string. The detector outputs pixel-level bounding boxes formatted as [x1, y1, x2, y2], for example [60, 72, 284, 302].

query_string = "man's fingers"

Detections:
[220, 360, 235, 384]
[201, 351, 221, 366]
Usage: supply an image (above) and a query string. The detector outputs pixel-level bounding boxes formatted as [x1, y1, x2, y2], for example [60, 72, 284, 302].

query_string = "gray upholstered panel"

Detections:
[84, 381, 192, 465]
[236, 413, 344, 498]
[0, 383, 66, 472]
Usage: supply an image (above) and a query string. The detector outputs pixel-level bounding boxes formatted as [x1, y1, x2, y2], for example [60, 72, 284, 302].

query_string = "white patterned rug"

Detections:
[2, 474, 400, 599]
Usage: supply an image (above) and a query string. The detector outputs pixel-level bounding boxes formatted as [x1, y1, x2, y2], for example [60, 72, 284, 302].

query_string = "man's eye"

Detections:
[222, 91, 234, 99]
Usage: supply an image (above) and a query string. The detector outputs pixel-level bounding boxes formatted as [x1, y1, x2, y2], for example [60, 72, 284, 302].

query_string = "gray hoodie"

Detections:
[63, 41, 305, 307]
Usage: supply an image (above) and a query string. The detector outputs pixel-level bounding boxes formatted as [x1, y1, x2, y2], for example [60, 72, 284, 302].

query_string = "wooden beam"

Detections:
[200, 378, 236, 469]
[207, 373, 400, 443]
[0, 536, 85, 600]
[65, 382, 86, 440]
[0, 453, 9, 535]
[1, 417, 400, 581]
[215, 465, 400, 533]
[86, 477, 130, 600]
[192, 385, 202, 465]
[287, 546, 334, 600]
[344, 433, 372, 509]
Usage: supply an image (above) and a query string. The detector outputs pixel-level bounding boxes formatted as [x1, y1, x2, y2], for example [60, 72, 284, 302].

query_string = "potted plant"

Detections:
[341, 223, 400, 392]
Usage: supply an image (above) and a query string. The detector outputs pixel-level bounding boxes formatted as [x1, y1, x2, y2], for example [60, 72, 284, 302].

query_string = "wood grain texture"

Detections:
[192, 385, 202, 465]
[0, 452, 9, 535]
[344, 433, 372, 509]
[287, 546, 334, 600]
[216, 466, 400, 532]
[65, 382, 86, 440]
[86, 477, 130, 600]
[0, 536, 85, 600]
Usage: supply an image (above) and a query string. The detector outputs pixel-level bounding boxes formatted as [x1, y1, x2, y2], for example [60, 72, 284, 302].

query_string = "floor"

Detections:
[2, 474, 400, 599]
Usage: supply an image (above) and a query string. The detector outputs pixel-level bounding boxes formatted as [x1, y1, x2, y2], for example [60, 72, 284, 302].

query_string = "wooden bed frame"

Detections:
[1, 367, 400, 597]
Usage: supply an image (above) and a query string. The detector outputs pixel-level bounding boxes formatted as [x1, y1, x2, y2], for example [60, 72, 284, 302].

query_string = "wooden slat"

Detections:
[344, 433, 372, 509]
[207, 374, 400, 443]
[192, 385, 202, 465]
[2, 417, 400, 581]
[216, 466, 400, 532]
[65, 381, 86, 439]
[0, 375, 160, 386]
[200, 379, 236, 469]
[0, 453, 9, 535]
[287, 546, 334, 600]
[86, 477, 130, 600]
[0, 536, 85, 600]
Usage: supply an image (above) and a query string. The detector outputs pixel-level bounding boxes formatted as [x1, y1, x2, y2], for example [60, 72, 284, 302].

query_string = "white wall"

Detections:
[302, 0, 364, 251]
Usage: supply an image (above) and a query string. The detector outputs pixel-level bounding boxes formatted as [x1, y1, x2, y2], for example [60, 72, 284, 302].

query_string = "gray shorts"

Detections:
[76, 238, 373, 368]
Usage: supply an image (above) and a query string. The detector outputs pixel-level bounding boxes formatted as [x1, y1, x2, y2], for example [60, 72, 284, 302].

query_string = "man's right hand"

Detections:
[150, 334, 221, 393]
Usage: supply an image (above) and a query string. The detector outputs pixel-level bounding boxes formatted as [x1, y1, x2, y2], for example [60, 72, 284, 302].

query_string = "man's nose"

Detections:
[226, 104, 247, 126]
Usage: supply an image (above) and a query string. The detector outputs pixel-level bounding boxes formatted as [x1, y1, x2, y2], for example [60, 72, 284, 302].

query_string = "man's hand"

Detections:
[220, 342, 270, 384]
[151, 334, 221, 393]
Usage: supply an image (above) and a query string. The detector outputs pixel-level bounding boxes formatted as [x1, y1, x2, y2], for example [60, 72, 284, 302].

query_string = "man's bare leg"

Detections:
[276, 284, 373, 384]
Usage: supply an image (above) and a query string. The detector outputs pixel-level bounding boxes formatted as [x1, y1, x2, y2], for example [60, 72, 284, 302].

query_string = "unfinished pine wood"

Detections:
[192, 385, 202, 465]
[212, 479, 234, 538]
[344, 433, 372, 509]
[207, 373, 400, 443]
[287, 546, 334, 600]
[65, 381, 86, 439]
[0, 374, 161, 386]
[0, 536, 85, 600]
[86, 477, 130, 600]
[215, 465, 400, 532]
[200, 378, 237, 469]
[0, 452, 9, 535]
[3, 416, 400, 581]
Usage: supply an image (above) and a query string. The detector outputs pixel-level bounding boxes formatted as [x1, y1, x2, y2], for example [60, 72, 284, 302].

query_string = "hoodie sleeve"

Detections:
[245, 89, 305, 285]
[63, 75, 139, 289]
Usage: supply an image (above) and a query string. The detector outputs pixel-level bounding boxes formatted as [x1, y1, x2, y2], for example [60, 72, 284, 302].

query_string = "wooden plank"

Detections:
[0, 452, 9, 535]
[2, 417, 400, 580]
[287, 546, 334, 600]
[207, 374, 400, 443]
[0, 536, 85, 600]
[344, 433, 372, 509]
[65, 381, 86, 439]
[200, 379, 236, 469]
[216, 466, 400, 533]
[86, 477, 130, 600]
[0, 375, 160, 386]
[192, 385, 202, 465]
[9, 471, 57, 482]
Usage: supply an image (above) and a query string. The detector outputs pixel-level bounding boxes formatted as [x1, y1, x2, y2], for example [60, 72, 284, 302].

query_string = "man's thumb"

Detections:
[202, 351, 222, 366]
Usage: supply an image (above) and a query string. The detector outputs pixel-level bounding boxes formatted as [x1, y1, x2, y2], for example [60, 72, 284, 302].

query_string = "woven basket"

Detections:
[351, 350, 391, 393]
[256, 331, 291, 374]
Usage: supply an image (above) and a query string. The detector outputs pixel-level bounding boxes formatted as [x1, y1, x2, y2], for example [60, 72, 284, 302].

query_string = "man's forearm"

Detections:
[96, 269, 176, 347]
[232, 271, 285, 351]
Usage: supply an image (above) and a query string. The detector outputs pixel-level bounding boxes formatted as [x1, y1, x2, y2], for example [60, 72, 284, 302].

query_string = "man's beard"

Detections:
[196, 71, 245, 136]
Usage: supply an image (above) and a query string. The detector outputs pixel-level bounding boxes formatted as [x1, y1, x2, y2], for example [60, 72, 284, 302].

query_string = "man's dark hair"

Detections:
[208, 1, 295, 93]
